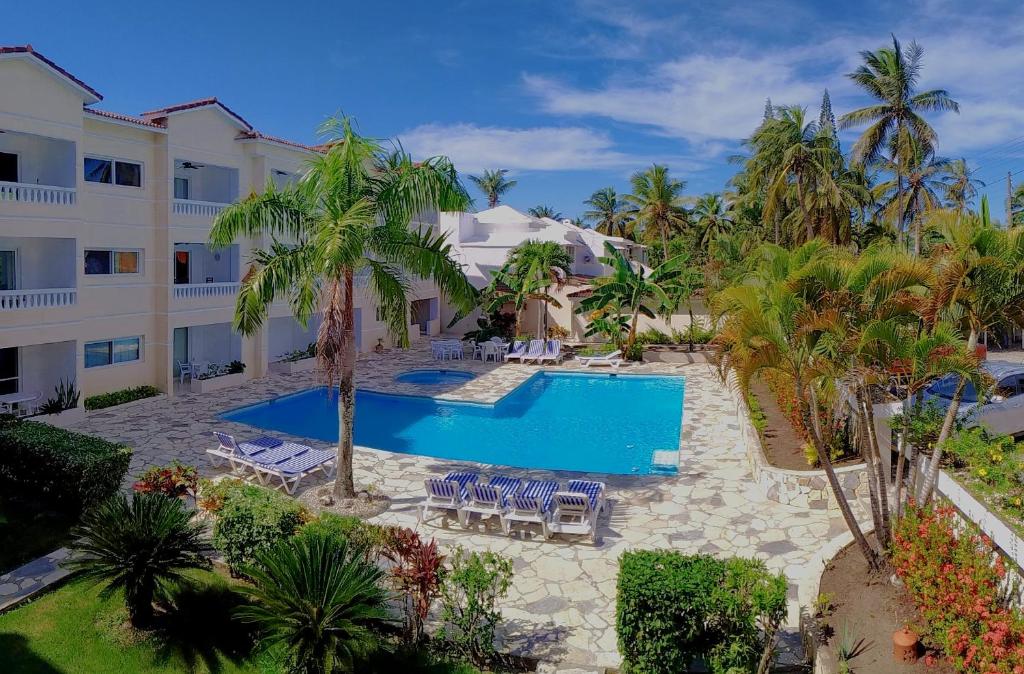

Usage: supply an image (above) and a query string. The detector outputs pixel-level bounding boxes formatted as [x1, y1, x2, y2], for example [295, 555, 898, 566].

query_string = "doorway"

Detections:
[174, 251, 190, 285]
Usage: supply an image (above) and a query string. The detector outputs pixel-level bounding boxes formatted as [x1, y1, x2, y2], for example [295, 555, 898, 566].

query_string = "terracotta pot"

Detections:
[893, 627, 919, 663]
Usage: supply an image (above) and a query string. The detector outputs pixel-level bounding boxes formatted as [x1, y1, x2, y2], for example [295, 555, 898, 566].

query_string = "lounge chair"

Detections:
[504, 340, 527, 362]
[547, 480, 606, 543]
[252, 447, 337, 495]
[537, 339, 562, 364]
[459, 475, 522, 527]
[576, 350, 623, 368]
[501, 479, 558, 536]
[208, 431, 293, 470]
[518, 339, 545, 364]
[419, 471, 479, 524]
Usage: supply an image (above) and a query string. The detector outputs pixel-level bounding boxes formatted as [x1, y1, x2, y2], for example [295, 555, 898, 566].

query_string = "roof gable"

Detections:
[0, 45, 102, 104]
[140, 97, 252, 131]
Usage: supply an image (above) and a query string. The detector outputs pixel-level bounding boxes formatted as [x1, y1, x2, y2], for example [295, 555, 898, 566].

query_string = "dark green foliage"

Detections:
[462, 311, 516, 342]
[437, 547, 513, 667]
[297, 513, 388, 560]
[0, 421, 132, 509]
[236, 531, 391, 674]
[227, 360, 245, 374]
[37, 378, 80, 414]
[212, 483, 305, 573]
[66, 492, 211, 627]
[84, 385, 160, 411]
[616, 550, 787, 674]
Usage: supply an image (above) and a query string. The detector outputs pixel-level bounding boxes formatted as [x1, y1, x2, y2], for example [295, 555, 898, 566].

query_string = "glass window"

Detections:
[84, 157, 113, 184]
[174, 177, 190, 200]
[115, 161, 142, 187]
[114, 251, 139, 274]
[84, 250, 112, 275]
[112, 337, 140, 364]
[85, 337, 141, 368]
[84, 341, 112, 368]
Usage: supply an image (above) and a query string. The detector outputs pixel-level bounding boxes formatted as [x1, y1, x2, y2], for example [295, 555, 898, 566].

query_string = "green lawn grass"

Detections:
[0, 496, 76, 574]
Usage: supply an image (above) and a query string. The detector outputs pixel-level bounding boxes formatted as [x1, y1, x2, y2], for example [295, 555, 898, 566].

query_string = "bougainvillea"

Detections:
[892, 503, 1024, 673]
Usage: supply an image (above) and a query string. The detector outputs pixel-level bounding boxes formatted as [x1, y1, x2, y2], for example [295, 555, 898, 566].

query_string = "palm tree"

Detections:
[1010, 185, 1024, 227]
[236, 532, 390, 674]
[582, 299, 631, 346]
[468, 169, 516, 208]
[210, 117, 476, 498]
[577, 242, 687, 350]
[67, 492, 211, 628]
[839, 35, 959, 254]
[583, 187, 630, 238]
[872, 141, 950, 250]
[528, 205, 562, 220]
[624, 164, 689, 258]
[690, 193, 734, 251]
[484, 240, 572, 337]
[941, 159, 984, 212]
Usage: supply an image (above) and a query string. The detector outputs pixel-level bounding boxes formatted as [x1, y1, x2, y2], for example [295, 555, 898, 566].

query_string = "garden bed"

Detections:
[817, 537, 953, 674]
[268, 358, 317, 375]
[190, 372, 248, 394]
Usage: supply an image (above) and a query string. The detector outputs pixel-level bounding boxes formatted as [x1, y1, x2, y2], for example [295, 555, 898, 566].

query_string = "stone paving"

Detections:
[0, 548, 71, 611]
[55, 343, 860, 670]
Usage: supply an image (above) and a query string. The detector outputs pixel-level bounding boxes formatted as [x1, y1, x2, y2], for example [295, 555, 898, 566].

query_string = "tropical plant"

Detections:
[210, 116, 476, 498]
[37, 378, 79, 414]
[437, 547, 513, 667]
[584, 186, 631, 238]
[467, 168, 516, 208]
[624, 164, 689, 257]
[483, 240, 572, 338]
[872, 140, 950, 251]
[941, 158, 984, 213]
[582, 298, 631, 346]
[381, 527, 444, 645]
[577, 242, 689, 350]
[132, 460, 199, 499]
[690, 193, 734, 251]
[462, 309, 516, 342]
[840, 35, 959, 254]
[236, 531, 391, 674]
[66, 492, 211, 627]
[527, 204, 562, 220]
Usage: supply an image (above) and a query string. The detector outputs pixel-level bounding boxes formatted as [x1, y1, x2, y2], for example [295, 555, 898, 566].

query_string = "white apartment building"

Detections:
[0, 45, 444, 408]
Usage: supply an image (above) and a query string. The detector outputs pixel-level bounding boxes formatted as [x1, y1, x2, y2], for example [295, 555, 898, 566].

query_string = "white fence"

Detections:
[0, 288, 77, 311]
[172, 199, 227, 218]
[172, 282, 240, 300]
[0, 182, 76, 206]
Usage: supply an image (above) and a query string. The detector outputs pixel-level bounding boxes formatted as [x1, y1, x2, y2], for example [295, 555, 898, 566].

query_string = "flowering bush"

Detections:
[132, 461, 198, 498]
[892, 503, 1024, 673]
[761, 371, 852, 466]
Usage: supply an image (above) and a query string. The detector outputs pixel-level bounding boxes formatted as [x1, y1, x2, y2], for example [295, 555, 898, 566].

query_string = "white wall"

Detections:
[0, 130, 76, 187]
[268, 315, 321, 361]
[173, 162, 238, 203]
[0, 237, 76, 288]
[189, 323, 242, 366]
[174, 243, 237, 283]
[18, 341, 76, 398]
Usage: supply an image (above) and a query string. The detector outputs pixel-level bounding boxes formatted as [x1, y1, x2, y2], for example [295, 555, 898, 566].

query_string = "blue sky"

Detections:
[5, 0, 1023, 220]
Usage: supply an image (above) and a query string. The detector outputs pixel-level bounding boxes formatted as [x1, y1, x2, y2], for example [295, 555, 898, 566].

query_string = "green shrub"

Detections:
[84, 385, 160, 411]
[37, 378, 80, 414]
[297, 513, 388, 559]
[212, 483, 306, 573]
[438, 547, 513, 667]
[616, 550, 787, 674]
[623, 342, 644, 361]
[0, 420, 132, 509]
[635, 328, 672, 345]
[675, 323, 715, 345]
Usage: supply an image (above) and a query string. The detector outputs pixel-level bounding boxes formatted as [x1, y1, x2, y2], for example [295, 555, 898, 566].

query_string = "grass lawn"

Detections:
[0, 495, 77, 575]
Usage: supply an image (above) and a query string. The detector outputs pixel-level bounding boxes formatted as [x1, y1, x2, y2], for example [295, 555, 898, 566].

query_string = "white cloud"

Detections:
[397, 123, 701, 174]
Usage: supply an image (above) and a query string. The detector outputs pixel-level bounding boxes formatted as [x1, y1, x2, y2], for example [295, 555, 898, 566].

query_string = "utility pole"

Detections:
[1008, 171, 1014, 227]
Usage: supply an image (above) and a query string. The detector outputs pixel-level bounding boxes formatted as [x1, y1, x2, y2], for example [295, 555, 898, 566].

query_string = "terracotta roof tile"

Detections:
[236, 130, 324, 153]
[84, 107, 166, 129]
[141, 97, 252, 130]
[0, 44, 102, 101]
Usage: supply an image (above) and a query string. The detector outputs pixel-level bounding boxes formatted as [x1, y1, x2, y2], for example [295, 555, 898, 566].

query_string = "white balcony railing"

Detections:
[0, 182, 76, 206]
[173, 199, 228, 218]
[173, 282, 240, 300]
[0, 288, 77, 311]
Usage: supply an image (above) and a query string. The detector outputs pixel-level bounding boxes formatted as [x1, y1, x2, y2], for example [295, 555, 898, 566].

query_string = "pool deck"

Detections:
[69, 343, 862, 670]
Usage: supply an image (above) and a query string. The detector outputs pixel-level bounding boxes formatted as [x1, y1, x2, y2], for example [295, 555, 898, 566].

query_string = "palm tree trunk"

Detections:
[130, 578, 156, 628]
[333, 268, 357, 499]
[796, 176, 814, 242]
[805, 382, 879, 570]
[859, 388, 891, 546]
[660, 221, 669, 264]
[626, 310, 641, 351]
[892, 396, 911, 518]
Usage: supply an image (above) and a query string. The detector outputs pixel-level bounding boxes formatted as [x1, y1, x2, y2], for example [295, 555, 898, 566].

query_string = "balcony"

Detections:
[0, 236, 77, 313]
[172, 243, 239, 308]
[0, 288, 77, 311]
[0, 130, 76, 207]
[172, 160, 238, 223]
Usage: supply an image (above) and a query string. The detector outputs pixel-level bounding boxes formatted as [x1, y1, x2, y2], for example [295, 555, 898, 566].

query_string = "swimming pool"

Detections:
[394, 369, 477, 385]
[222, 372, 685, 475]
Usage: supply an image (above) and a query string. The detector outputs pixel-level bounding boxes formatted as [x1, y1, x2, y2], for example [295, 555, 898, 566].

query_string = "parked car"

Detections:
[923, 360, 1024, 438]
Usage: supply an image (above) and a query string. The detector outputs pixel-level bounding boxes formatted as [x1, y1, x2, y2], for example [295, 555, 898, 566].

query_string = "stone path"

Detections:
[0, 548, 71, 611]
[58, 343, 857, 669]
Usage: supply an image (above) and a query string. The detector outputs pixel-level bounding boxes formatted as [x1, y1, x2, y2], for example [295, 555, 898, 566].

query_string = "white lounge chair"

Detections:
[418, 471, 479, 524]
[518, 339, 545, 364]
[504, 340, 527, 362]
[459, 475, 522, 527]
[546, 480, 606, 543]
[501, 479, 558, 536]
[537, 339, 562, 364]
[576, 350, 623, 369]
[252, 446, 337, 495]
[208, 431, 293, 471]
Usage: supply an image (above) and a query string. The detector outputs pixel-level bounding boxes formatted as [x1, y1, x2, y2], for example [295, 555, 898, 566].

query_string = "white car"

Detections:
[923, 360, 1024, 438]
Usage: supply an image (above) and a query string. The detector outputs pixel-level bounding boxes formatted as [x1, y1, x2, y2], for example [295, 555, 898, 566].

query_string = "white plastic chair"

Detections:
[176, 360, 194, 385]
[481, 342, 499, 362]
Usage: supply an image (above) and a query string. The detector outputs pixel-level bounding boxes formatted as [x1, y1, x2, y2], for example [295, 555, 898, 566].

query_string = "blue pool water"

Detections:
[222, 372, 685, 475]
[394, 369, 477, 385]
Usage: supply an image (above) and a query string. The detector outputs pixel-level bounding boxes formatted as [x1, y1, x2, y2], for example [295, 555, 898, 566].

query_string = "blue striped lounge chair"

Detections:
[459, 475, 522, 528]
[419, 471, 479, 524]
[503, 340, 527, 362]
[547, 479, 607, 543]
[500, 479, 558, 536]
[209, 431, 294, 471]
[517, 339, 545, 364]
[251, 445, 338, 495]
[536, 339, 563, 364]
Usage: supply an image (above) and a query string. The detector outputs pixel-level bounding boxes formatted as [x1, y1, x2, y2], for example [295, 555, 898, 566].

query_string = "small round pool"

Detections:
[394, 369, 477, 385]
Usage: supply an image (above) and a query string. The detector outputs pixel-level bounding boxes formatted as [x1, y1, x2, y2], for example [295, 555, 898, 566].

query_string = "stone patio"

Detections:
[66, 343, 863, 670]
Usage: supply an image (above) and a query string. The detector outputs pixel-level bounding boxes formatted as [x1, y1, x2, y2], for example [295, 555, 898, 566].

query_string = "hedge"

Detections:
[212, 482, 306, 573]
[616, 550, 787, 674]
[0, 419, 132, 509]
[84, 385, 160, 411]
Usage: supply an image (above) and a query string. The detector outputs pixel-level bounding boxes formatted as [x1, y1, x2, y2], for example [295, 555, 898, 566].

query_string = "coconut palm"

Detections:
[236, 532, 390, 674]
[941, 159, 984, 213]
[690, 193, 734, 251]
[839, 35, 959, 254]
[624, 164, 689, 258]
[528, 205, 562, 220]
[468, 169, 516, 208]
[210, 117, 475, 498]
[872, 140, 950, 252]
[577, 242, 688, 350]
[583, 187, 631, 239]
[484, 240, 572, 337]
[67, 492, 211, 628]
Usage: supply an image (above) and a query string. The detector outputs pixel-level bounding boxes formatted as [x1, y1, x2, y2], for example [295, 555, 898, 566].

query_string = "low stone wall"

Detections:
[724, 369, 870, 510]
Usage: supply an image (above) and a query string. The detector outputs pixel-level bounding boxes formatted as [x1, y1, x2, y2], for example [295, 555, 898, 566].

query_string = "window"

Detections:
[375, 306, 385, 322]
[84, 337, 141, 368]
[0, 347, 17, 395]
[0, 250, 15, 290]
[0, 152, 18, 183]
[174, 177, 190, 200]
[84, 156, 142, 187]
[84, 249, 141, 275]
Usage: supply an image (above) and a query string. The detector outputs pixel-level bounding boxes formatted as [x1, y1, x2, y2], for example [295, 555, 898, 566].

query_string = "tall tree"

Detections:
[872, 139, 950, 249]
[624, 164, 689, 258]
[763, 97, 774, 123]
[818, 89, 838, 152]
[468, 169, 517, 208]
[484, 240, 572, 338]
[583, 187, 630, 238]
[839, 35, 959, 255]
[210, 117, 476, 498]
[941, 159, 984, 213]
[528, 205, 562, 220]
[691, 193, 734, 251]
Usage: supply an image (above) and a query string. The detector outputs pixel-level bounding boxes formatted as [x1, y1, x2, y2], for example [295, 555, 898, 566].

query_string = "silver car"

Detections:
[923, 360, 1024, 438]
